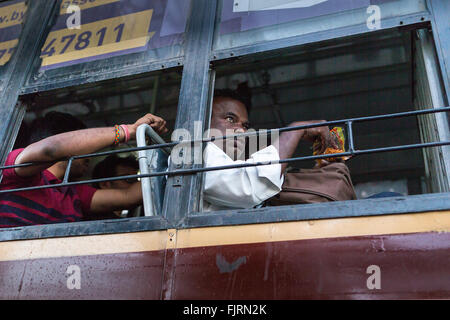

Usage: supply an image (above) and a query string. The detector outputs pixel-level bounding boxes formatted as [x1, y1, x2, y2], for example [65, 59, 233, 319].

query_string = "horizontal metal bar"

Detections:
[157, 106, 450, 145]
[2, 107, 449, 172]
[1, 140, 449, 195]
[63, 105, 450, 154]
[0, 142, 179, 171]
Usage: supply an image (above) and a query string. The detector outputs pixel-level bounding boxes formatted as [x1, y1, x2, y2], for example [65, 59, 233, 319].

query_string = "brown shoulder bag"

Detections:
[267, 162, 357, 206]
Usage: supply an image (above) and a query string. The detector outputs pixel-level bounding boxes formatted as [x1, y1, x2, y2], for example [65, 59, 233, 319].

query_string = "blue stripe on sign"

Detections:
[0, 0, 25, 9]
[0, 24, 22, 43]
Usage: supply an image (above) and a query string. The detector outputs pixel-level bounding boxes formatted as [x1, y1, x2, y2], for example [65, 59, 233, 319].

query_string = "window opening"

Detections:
[0, 69, 181, 228]
[203, 28, 449, 212]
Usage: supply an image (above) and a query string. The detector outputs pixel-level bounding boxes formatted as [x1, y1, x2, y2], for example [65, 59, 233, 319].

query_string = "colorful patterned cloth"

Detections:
[313, 127, 350, 166]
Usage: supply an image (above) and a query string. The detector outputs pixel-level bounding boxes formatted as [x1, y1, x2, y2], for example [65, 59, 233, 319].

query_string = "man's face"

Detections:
[103, 164, 138, 189]
[210, 97, 250, 160]
[69, 158, 90, 179]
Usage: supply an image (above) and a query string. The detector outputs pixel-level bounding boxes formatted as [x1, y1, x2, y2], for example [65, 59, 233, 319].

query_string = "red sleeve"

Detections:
[3, 149, 25, 180]
[75, 184, 98, 215]
[2, 149, 43, 187]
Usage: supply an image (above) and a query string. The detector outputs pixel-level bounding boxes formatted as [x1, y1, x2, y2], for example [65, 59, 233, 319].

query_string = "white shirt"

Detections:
[202, 142, 284, 212]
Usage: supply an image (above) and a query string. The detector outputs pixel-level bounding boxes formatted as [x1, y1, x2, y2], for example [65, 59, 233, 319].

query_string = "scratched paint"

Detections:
[216, 254, 247, 273]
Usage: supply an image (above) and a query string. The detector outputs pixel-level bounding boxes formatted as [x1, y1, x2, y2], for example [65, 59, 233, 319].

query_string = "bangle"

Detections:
[114, 125, 121, 145]
[120, 124, 130, 143]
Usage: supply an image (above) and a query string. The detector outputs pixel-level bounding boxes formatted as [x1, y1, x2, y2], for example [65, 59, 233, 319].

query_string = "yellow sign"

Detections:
[0, 39, 18, 66]
[0, 1, 27, 29]
[0, 1, 27, 66]
[40, 9, 155, 69]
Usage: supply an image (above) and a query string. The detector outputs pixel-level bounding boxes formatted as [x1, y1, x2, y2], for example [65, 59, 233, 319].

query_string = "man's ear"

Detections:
[98, 181, 112, 189]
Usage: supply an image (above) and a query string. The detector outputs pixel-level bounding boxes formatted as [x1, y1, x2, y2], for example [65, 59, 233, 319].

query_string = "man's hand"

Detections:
[273, 120, 338, 175]
[128, 113, 168, 139]
[290, 120, 338, 154]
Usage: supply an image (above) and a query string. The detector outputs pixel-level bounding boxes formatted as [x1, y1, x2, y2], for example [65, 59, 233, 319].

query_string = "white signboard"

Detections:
[233, 0, 328, 12]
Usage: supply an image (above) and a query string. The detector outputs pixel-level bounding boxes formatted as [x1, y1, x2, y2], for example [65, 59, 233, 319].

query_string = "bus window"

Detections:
[7, 69, 181, 225]
[201, 28, 449, 212]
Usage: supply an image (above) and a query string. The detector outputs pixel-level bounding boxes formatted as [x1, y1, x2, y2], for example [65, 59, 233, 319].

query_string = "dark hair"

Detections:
[13, 121, 30, 149]
[214, 82, 252, 113]
[92, 155, 139, 188]
[28, 111, 87, 145]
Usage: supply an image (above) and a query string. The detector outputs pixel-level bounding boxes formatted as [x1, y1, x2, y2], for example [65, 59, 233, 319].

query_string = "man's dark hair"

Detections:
[13, 121, 30, 149]
[214, 82, 252, 113]
[28, 111, 87, 145]
[92, 155, 139, 188]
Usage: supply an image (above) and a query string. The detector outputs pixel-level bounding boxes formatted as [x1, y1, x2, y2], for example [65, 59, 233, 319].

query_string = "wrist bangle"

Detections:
[114, 125, 121, 145]
[120, 124, 130, 143]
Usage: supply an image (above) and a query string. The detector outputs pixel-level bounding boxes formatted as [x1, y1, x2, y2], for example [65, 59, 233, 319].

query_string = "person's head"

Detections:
[13, 121, 30, 150]
[92, 155, 139, 189]
[29, 111, 89, 178]
[28, 111, 87, 145]
[211, 89, 251, 160]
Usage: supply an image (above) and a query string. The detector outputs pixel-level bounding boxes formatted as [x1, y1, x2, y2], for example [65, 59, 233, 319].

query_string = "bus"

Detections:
[0, 0, 449, 299]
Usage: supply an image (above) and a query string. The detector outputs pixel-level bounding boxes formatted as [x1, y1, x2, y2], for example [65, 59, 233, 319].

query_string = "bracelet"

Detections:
[114, 125, 121, 145]
[120, 124, 130, 143]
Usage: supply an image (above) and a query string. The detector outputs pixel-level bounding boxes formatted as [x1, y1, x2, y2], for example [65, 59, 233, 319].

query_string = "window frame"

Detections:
[1, 0, 450, 243]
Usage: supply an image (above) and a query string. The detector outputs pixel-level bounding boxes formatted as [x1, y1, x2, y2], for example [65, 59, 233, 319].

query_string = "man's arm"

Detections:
[14, 114, 167, 177]
[203, 143, 283, 209]
[273, 120, 338, 174]
[90, 182, 142, 213]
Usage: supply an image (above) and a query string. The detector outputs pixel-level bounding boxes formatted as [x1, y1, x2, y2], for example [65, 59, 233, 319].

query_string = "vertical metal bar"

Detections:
[347, 121, 355, 154]
[162, 0, 217, 223]
[62, 158, 74, 183]
[198, 69, 216, 212]
[137, 124, 155, 217]
[137, 123, 171, 216]
[0, 0, 58, 165]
